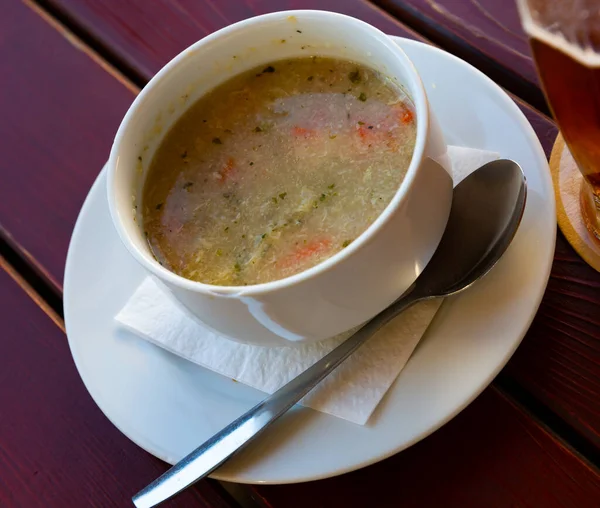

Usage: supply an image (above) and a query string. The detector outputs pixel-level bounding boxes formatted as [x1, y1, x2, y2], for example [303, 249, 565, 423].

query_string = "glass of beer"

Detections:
[518, 0, 600, 241]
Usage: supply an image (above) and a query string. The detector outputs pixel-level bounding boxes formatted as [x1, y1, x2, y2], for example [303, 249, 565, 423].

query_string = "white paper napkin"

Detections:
[116, 146, 499, 425]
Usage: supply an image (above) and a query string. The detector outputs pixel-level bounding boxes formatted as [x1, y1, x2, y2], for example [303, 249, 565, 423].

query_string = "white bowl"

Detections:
[107, 10, 452, 347]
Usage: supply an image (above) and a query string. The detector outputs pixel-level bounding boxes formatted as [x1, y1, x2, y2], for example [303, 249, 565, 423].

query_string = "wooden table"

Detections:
[1, 1, 599, 506]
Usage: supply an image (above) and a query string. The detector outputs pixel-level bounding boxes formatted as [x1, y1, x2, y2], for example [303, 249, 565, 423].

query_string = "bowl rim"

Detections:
[107, 9, 430, 297]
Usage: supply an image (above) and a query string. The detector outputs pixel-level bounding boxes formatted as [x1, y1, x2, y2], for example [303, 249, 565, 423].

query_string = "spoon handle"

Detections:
[132, 292, 421, 508]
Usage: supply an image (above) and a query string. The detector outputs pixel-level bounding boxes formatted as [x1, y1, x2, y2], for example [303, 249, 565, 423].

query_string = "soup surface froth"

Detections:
[143, 56, 417, 286]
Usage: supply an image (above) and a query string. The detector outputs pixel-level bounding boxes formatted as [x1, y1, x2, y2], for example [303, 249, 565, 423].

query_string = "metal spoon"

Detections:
[133, 159, 527, 508]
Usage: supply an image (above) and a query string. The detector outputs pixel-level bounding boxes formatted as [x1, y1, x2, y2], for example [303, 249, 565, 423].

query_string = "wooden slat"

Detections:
[375, 0, 543, 104]
[29, 0, 600, 445]
[0, 0, 136, 290]
[506, 233, 600, 447]
[0, 260, 236, 508]
[42, 0, 424, 81]
[499, 102, 600, 447]
[252, 388, 600, 508]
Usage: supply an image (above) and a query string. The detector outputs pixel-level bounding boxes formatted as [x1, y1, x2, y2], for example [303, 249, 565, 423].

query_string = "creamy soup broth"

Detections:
[143, 56, 417, 286]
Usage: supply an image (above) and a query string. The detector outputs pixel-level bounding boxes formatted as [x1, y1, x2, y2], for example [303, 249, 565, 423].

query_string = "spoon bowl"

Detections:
[133, 159, 527, 508]
[412, 158, 526, 299]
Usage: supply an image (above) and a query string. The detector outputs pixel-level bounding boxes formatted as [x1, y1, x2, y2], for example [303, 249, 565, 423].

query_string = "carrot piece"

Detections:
[218, 157, 236, 183]
[356, 124, 379, 147]
[278, 237, 332, 269]
[357, 125, 369, 140]
[393, 102, 414, 125]
[390, 103, 414, 126]
[292, 126, 316, 138]
[401, 109, 414, 124]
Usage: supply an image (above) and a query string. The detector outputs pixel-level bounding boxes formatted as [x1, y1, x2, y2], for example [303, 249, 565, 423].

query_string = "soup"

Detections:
[143, 56, 417, 286]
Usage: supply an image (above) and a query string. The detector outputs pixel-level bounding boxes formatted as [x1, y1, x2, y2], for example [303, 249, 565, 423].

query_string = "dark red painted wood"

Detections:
[502, 101, 600, 447]
[376, 0, 537, 87]
[0, 264, 235, 508]
[42, 0, 423, 81]
[506, 231, 600, 447]
[0, 0, 135, 291]
[252, 389, 600, 508]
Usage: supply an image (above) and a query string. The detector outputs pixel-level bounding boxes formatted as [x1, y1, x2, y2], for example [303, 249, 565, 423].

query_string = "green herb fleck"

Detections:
[183, 181, 194, 190]
[348, 70, 361, 84]
[312, 201, 319, 209]
[342, 240, 352, 248]
[358, 92, 367, 102]
[280, 39, 286, 43]
[271, 197, 278, 205]
[328, 183, 335, 190]
[224, 226, 229, 232]
[249, 161, 254, 166]
[307, 76, 314, 81]
[261, 233, 267, 239]
[357, 121, 365, 125]
[138, 156, 142, 161]
[155, 203, 163, 210]
[234, 263, 241, 272]
[263, 65, 275, 73]
[216, 248, 223, 256]
[319, 193, 327, 202]
[279, 192, 287, 200]
[296, 29, 302, 33]
[242, 234, 246, 239]
[254, 126, 263, 133]
[212, 137, 222, 144]
[329, 134, 337, 139]
[368, 125, 374, 130]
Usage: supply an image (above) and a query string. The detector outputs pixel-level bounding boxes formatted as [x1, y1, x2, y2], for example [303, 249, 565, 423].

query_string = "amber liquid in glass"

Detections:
[529, 36, 600, 240]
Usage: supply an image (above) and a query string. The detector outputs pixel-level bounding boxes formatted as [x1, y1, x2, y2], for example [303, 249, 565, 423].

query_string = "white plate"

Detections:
[64, 38, 555, 484]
